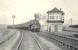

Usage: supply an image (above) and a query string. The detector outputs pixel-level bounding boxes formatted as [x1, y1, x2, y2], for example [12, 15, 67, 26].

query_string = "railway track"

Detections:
[12, 30, 23, 50]
[37, 32, 78, 50]
[33, 33, 49, 50]
[15, 30, 49, 50]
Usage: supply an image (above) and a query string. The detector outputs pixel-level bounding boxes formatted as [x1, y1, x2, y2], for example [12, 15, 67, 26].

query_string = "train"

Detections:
[63, 25, 78, 32]
[69, 25, 78, 28]
[63, 26, 78, 38]
[8, 19, 41, 32]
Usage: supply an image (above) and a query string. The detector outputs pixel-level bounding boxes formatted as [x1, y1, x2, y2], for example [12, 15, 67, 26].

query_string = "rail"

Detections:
[13, 31, 23, 50]
[37, 32, 78, 50]
[16, 31, 46, 50]
[48, 32, 78, 50]
[33, 33, 49, 50]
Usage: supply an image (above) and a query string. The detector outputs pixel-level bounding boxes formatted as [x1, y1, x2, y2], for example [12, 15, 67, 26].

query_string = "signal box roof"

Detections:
[47, 7, 64, 15]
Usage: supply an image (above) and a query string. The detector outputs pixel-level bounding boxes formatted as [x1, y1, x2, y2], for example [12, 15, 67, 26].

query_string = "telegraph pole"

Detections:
[12, 15, 16, 25]
[70, 18, 72, 25]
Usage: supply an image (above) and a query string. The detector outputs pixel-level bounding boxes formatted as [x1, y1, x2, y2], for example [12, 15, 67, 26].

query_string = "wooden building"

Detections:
[47, 7, 65, 32]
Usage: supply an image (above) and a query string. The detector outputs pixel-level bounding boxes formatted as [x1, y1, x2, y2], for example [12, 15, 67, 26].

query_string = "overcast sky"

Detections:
[0, 0, 78, 25]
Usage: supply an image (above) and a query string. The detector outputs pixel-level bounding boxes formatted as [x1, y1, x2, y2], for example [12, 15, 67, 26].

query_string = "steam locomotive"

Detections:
[8, 19, 41, 32]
